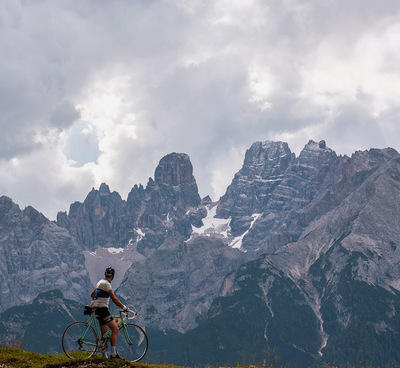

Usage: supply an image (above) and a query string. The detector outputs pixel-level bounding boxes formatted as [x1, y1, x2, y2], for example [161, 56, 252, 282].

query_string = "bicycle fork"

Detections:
[120, 325, 135, 346]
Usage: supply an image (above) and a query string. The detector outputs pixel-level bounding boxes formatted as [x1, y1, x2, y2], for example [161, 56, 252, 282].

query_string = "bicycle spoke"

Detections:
[116, 323, 148, 362]
[62, 322, 98, 359]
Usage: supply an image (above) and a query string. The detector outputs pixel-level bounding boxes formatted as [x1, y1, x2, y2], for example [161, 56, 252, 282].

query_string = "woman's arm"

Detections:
[109, 291, 128, 310]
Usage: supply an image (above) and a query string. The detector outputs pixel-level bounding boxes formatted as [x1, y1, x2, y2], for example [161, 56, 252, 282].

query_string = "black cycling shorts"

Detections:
[96, 307, 114, 326]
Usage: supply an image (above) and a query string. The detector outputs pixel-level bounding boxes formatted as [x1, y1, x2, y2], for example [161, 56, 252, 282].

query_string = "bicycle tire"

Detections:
[116, 323, 148, 362]
[62, 321, 98, 359]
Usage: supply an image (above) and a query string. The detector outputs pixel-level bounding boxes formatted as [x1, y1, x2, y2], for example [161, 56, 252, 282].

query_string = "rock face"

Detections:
[218, 140, 398, 254]
[118, 235, 248, 332]
[154, 152, 201, 209]
[57, 153, 202, 255]
[56, 183, 129, 251]
[224, 140, 339, 251]
[159, 146, 400, 367]
[0, 197, 91, 313]
[217, 141, 294, 236]
[126, 152, 202, 256]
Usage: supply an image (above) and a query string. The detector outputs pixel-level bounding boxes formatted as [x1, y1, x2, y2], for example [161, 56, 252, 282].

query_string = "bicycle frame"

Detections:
[77, 313, 100, 349]
[83, 310, 136, 346]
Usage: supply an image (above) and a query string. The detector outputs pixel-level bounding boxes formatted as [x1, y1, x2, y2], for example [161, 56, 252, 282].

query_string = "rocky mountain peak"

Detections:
[242, 140, 294, 176]
[217, 140, 294, 220]
[155, 152, 196, 186]
[297, 139, 336, 162]
[23, 205, 47, 226]
[350, 147, 398, 173]
[0, 197, 90, 313]
[99, 182, 111, 195]
[0, 196, 19, 222]
[304, 139, 329, 150]
[56, 183, 128, 251]
[151, 152, 201, 210]
[0, 198, 47, 229]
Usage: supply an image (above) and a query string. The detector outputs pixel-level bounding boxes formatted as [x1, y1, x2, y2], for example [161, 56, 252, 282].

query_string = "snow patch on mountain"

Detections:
[136, 228, 145, 240]
[189, 204, 261, 251]
[105, 247, 124, 254]
[229, 213, 261, 250]
[190, 204, 231, 239]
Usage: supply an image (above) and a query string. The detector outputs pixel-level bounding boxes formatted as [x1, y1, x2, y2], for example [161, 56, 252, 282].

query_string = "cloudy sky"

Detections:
[1, 0, 400, 219]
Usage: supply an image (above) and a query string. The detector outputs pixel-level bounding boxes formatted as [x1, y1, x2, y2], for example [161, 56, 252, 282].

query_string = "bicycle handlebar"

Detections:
[119, 309, 138, 320]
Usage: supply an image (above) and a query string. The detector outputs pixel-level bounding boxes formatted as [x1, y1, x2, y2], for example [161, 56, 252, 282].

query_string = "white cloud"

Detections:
[1, 0, 400, 218]
[209, 146, 246, 200]
[0, 143, 96, 218]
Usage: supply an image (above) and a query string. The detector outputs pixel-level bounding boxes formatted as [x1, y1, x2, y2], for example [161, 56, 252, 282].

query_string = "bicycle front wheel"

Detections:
[116, 323, 148, 362]
[62, 321, 98, 359]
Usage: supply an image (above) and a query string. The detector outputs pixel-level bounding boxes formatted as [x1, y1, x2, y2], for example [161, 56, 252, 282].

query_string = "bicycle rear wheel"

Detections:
[62, 321, 98, 359]
[116, 323, 148, 362]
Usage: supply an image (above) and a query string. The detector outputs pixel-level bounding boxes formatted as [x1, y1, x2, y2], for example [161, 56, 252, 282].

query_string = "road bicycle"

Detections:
[62, 307, 148, 361]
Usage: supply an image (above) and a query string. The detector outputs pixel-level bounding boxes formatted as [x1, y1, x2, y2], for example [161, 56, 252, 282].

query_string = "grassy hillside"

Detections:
[0, 347, 182, 368]
[0, 347, 387, 368]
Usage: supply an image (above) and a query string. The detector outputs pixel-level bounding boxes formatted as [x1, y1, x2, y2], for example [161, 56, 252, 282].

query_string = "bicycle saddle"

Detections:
[83, 305, 95, 315]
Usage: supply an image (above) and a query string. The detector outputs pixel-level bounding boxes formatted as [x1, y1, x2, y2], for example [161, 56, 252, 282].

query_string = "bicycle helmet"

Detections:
[105, 267, 115, 277]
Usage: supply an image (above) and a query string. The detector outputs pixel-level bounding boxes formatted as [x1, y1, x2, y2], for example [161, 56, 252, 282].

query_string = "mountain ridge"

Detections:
[1, 139, 400, 367]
